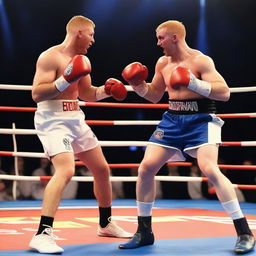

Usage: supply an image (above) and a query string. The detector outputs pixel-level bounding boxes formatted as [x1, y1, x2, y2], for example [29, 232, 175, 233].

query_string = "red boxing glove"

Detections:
[169, 66, 190, 89]
[122, 62, 148, 86]
[170, 66, 211, 97]
[105, 78, 127, 101]
[54, 55, 91, 92]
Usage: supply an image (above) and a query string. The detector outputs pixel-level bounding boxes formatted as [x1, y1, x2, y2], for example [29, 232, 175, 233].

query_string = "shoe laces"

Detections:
[108, 220, 126, 233]
[106, 217, 119, 227]
[41, 225, 58, 242]
[107, 217, 118, 227]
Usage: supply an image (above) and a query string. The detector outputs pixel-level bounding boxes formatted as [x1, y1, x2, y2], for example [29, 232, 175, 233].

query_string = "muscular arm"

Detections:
[77, 75, 100, 101]
[31, 52, 60, 103]
[78, 58, 127, 102]
[196, 55, 230, 101]
[142, 59, 167, 103]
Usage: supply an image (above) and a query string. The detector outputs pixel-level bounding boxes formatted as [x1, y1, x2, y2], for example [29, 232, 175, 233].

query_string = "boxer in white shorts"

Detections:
[29, 15, 132, 254]
[35, 100, 98, 158]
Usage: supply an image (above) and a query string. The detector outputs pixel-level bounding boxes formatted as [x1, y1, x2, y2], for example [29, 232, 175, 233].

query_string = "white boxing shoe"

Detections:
[97, 221, 133, 238]
[29, 226, 64, 254]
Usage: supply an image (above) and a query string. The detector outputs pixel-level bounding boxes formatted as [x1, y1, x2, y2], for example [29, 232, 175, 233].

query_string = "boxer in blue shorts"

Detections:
[118, 20, 255, 254]
[149, 99, 224, 161]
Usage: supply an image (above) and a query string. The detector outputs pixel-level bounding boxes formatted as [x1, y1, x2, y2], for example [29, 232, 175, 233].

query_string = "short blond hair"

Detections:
[66, 15, 95, 34]
[156, 20, 186, 39]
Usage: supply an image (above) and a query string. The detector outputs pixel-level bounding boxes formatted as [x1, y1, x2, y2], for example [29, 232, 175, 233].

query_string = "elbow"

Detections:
[32, 91, 41, 103]
[151, 99, 160, 104]
[150, 94, 162, 104]
[214, 87, 230, 102]
[222, 95, 230, 102]
[222, 88, 231, 102]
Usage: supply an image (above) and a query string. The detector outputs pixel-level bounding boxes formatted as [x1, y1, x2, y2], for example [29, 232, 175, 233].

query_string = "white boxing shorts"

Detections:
[34, 100, 99, 158]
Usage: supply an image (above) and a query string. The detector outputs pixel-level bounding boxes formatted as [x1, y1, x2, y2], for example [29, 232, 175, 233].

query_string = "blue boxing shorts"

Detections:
[148, 110, 224, 162]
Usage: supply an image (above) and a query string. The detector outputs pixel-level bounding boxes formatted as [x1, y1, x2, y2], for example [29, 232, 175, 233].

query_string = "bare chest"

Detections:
[54, 56, 79, 100]
[161, 60, 202, 100]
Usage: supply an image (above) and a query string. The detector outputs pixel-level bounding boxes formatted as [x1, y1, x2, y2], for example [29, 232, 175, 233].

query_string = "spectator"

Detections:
[10, 157, 32, 200]
[111, 168, 125, 199]
[241, 159, 256, 202]
[0, 157, 12, 201]
[123, 168, 137, 199]
[161, 164, 190, 199]
[187, 162, 205, 200]
[76, 165, 94, 199]
[219, 158, 245, 202]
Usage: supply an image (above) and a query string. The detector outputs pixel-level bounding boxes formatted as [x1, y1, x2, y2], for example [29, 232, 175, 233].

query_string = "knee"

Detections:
[55, 168, 75, 183]
[66, 169, 75, 181]
[93, 165, 110, 182]
[138, 162, 155, 180]
[206, 173, 220, 185]
[200, 164, 222, 185]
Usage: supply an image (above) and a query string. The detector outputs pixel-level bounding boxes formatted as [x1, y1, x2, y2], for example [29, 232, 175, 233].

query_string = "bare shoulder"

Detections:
[192, 51, 215, 67]
[156, 56, 169, 70]
[36, 45, 61, 69]
[157, 56, 169, 65]
[82, 55, 91, 67]
[83, 55, 90, 62]
[38, 46, 59, 61]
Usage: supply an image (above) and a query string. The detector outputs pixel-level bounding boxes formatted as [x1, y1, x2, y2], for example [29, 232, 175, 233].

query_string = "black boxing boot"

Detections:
[233, 217, 255, 254]
[119, 216, 154, 249]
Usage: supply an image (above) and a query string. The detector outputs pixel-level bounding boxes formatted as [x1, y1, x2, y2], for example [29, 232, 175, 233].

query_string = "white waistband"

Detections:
[37, 100, 80, 112]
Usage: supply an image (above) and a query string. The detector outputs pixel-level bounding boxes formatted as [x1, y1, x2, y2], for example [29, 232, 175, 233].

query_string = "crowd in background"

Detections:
[1, 156, 255, 202]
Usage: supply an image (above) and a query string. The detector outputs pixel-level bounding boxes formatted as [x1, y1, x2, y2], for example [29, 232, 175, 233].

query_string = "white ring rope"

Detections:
[0, 174, 205, 182]
[0, 134, 256, 147]
[0, 129, 37, 135]
[0, 174, 255, 191]
[1, 151, 46, 158]
[1, 84, 256, 93]
[0, 84, 32, 90]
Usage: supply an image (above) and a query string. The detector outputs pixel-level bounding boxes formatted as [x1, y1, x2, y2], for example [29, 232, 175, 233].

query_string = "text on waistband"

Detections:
[169, 101, 198, 112]
[62, 101, 79, 111]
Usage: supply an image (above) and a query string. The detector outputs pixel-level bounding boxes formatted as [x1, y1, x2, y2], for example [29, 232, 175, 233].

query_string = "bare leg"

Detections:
[136, 145, 175, 202]
[119, 145, 177, 249]
[76, 146, 133, 238]
[29, 152, 75, 254]
[197, 144, 255, 254]
[76, 146, 112, 207]
[197, 145, 236, 202]
[41, 152, 75, 217]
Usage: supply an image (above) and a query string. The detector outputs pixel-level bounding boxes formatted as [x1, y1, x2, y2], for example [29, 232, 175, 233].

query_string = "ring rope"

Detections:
[0, 137, 256, 147]
[0, 151, 255, 170]
[1, 84, 256, 93]
[0, 174, 255, 191]
[1, 119, 255, 146]
[1, 112, 256, 123]
[1, 104, 256, 117]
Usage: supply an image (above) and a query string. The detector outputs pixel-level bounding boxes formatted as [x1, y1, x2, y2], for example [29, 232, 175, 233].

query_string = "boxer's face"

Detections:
[77, 25, 95, 54]
[156, 29, 172, 56]
[156, 29, 178, 56]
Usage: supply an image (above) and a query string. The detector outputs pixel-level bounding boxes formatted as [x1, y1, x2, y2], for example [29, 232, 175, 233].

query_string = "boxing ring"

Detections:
[0, 84, 256, 255]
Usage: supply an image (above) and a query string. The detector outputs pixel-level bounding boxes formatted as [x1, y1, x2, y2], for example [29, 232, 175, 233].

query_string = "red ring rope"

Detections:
[0, 105, 255, 121]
